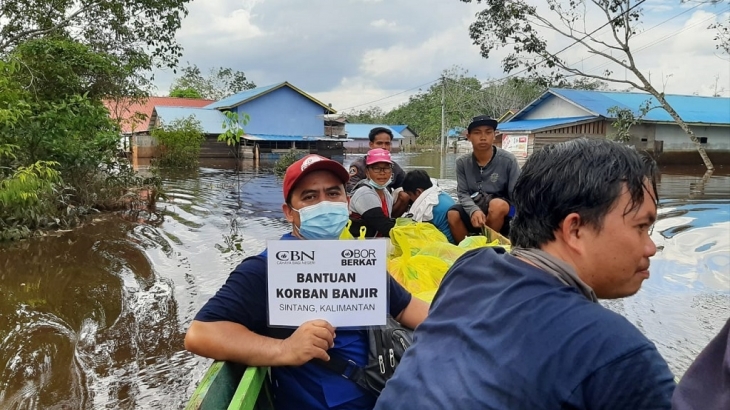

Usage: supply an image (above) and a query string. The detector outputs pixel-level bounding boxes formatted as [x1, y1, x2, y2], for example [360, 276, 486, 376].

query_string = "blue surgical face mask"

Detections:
[367, 177, 392, 190]
[291, 201, 350, 240]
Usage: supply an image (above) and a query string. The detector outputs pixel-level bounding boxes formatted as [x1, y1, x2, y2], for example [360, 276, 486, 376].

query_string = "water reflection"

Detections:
[0, 152, 728, 409]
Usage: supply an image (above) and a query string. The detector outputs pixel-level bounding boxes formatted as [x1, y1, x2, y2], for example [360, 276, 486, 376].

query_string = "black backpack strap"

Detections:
[311, 356, 374, 394]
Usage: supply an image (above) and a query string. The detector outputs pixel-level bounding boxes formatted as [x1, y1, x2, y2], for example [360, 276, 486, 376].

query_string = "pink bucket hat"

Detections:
[365, 148, 392, 165]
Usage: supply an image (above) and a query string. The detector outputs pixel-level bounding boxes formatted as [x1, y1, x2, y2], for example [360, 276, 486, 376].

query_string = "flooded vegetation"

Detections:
[1, 152, 728, 409]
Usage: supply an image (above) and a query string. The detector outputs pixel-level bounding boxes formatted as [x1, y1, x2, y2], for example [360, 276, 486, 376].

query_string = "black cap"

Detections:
[467, 115, 498, 132]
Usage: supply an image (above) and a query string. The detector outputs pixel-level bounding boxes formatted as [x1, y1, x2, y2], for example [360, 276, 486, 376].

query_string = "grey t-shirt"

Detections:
[349, 180, 393, 216]
[455, 147, 520, 217]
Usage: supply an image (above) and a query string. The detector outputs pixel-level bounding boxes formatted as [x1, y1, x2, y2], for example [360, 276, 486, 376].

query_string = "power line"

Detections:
[340, 0, 648, 111]
[338, 78, 440, 112]
[564, 1, 705, 69]
[584, 7, 729, 75]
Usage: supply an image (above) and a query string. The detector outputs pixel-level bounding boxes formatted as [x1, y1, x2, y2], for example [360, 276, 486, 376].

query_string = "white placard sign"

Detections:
[266, 239, 388, 328]
[502, 135, 529, 158]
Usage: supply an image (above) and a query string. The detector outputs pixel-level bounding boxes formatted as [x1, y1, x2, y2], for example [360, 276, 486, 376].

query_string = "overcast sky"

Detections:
[151, 0, 730, 111]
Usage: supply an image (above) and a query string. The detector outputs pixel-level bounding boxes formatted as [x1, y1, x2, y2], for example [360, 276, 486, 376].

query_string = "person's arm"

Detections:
[360, 208, 396, 236]
[395, 298, 429, 329]
[390, 162, 407, 190]
[455, 157, 479, 217]
[387, 276, 428, 330]
[567, 345, 676, 410]
[185, 319, 335, 367]
[507, 155, 521, 200]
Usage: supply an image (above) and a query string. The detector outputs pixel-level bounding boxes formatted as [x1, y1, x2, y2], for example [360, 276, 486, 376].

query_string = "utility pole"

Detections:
[440, 75, 446, 154]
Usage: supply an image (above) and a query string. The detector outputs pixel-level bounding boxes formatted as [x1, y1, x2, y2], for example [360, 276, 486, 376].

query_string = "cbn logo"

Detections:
[275, 250, 315, 262]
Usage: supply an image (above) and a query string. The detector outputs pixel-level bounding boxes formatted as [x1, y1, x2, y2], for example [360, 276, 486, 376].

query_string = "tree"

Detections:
[460, 0, 715, 170]
[169, 86, 203, 99]
[0, 0, 191, 71]
[343, 106, 387, 124]
[709, 17, 730, 55]
[169, 64, 256, 100]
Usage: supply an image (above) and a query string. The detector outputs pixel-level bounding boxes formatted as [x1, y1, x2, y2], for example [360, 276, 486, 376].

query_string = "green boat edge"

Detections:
[186, 361, 274, 410]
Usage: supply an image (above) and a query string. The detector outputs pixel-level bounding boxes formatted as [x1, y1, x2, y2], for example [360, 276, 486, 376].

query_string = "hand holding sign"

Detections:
[280, 319, 336, 365]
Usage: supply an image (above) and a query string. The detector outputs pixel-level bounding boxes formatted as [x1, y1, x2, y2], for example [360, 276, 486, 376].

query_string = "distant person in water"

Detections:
[348, 148, 397, 238]
[346, 127, 409, 217]
[376, 138, 675, 410]
[401, 169, 456, 243]
[447, 115, 520, 243]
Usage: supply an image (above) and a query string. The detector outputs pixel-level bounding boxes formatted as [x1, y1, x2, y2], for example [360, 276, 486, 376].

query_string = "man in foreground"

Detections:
[185, 154, 428, 409]
[376, 139, 676, 409]
[447, 115, 520, 242]
[346, 127, 409, 217]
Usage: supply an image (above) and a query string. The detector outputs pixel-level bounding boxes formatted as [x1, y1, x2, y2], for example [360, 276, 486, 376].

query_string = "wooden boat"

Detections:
[186, 225, 511, 408]
[185, 362, 273, 410]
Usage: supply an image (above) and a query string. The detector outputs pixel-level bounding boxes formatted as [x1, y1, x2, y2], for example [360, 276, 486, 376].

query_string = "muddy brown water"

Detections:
[1, 152, 728, 409]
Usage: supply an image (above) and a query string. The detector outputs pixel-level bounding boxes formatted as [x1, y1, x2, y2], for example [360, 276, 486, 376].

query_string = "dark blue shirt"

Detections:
[195, 234, 412, 410]
[375, 247, 676, 410]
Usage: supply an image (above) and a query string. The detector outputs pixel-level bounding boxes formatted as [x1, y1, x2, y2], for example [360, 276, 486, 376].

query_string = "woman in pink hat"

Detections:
[347, 148, 397, 238]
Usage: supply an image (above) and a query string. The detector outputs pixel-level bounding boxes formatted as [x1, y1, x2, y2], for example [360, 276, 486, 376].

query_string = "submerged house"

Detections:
[342, 124, 404, 153]
[106, 82, 348, 160]
[104, 96, 215, 157]
[390, 125, 419, 149]
[205, 82, 345, 159]
[496, 88, 730, 165]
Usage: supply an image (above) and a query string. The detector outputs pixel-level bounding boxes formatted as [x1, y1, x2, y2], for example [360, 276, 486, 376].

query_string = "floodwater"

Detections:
[0, 151, 728, 409]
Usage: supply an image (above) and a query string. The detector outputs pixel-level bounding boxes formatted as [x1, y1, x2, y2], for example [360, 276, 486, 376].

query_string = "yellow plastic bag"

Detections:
[389, 220, 449, 258]
[339, 220, 367, 240]
[388, 254, 449, 295]
[415, 289, 438, 303]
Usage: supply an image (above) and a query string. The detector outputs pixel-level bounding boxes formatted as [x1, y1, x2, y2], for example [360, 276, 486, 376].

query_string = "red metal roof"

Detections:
[104, 96, 215, 133]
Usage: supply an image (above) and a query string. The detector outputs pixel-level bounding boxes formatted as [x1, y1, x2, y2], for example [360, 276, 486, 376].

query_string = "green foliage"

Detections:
[0, 39, 161, 240]
[607, 100, 654, 143]
[151, 116, 205, 168]
[274, 150, 302, 178]
[170, 64, 257, 100]
[0, 0, 191, 71]
[170, 86, 203, 99]
[219, 111, 250, 147]
[345, 66, 547, 144]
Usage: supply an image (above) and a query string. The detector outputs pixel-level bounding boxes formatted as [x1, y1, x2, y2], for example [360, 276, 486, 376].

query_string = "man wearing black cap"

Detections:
[447, 115, 520, 243]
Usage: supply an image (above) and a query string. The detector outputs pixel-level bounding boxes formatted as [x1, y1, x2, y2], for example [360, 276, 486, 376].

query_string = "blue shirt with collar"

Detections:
[195, 233, 412, 410]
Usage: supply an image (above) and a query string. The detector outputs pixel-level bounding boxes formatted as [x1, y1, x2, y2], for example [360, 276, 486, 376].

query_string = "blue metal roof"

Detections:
[205, 82, 336, 113]
[390, 125, 407, 133]
[516, 88, 730, 125]
[498, 116, 598, 132]
[244, 134, 320, 142]
[344, 124, 404, 140]
[447, 126, 465, 137]
[154, 106, 227, 134]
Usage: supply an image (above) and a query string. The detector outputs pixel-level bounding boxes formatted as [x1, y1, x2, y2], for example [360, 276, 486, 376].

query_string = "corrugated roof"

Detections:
[154, 107, 227, 134]
[344, 124, 404, 140]
[244, 134, 320, 142]
[498, 116, 599, 133]
[390, 125, 407, 133]
[205, 82, 336, 113]
[513, 88, 730, 125]
[243, 134, 351, 142]
[104, 96, 215, 133]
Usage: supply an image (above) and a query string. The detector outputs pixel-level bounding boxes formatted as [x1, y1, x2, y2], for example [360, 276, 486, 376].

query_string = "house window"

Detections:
[699, 137, 708, 144]
[640, 138, 648, 142]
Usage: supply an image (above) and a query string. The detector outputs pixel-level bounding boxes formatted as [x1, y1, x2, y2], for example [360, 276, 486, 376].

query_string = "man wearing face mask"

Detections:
[185, 154, 429, 410]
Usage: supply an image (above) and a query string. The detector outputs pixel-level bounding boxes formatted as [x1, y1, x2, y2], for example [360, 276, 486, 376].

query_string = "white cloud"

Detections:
[152, 0, 730, 108]
[370, 19, 397, 29]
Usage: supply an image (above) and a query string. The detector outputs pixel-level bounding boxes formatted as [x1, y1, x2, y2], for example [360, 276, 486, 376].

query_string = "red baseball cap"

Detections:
[283, 154, 350, 201]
